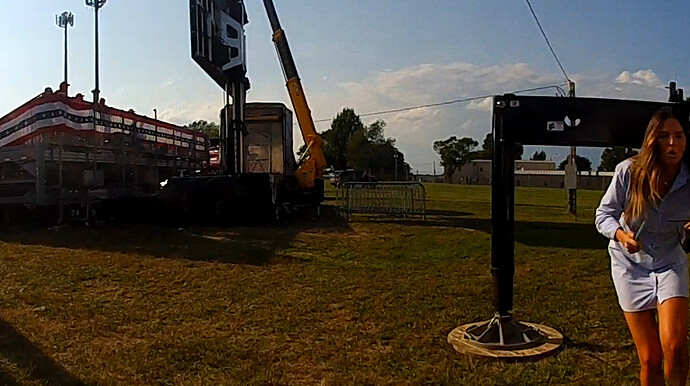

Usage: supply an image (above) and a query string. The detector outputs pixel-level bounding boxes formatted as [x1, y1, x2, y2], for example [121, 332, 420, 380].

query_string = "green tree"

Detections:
[186, 120, 219, 138]
[346, 120, 409, 180]
[363, 119, 387, 144]
[558, 155, 592, 171]
[598, 147, 638, 171]
[530, 150, 547, 161]
[514, 144, 523, 160]
[346, 127, 375, 172]
[471, 133, 493, 159]
[302, 109, 408, 179]
[323, 108, 364, 169]
[433, 136, 479, 183]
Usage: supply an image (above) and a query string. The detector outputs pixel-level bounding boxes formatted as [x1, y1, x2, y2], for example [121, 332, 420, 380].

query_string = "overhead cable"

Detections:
[524, 0, 570, 82]
[313, 83, 566, 123]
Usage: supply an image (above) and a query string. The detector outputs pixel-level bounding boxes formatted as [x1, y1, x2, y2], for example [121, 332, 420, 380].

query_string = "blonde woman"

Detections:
[596, 107, 690, 385]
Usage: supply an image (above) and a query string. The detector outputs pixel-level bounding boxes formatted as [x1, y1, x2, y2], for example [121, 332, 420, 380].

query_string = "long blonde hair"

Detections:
[626, 107, 682, 223]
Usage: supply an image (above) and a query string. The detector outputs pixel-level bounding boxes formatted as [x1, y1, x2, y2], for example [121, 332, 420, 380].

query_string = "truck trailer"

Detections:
[0, 82, 208, 223]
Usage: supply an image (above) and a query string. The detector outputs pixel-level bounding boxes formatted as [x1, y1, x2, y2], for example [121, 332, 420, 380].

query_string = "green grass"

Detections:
[0, 183, 649, 384]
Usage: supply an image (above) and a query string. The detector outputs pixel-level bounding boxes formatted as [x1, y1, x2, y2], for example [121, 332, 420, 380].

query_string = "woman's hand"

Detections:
[616, 228, 641, 254]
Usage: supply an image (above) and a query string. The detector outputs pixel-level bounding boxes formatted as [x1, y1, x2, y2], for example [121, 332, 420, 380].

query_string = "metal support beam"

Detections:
[491, 110, 514, 317]
[221, 77, 249, 175]
[461, 84, 689, 353]
[567, 81, 577, 217]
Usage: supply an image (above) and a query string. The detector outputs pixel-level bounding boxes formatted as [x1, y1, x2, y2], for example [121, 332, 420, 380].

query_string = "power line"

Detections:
[313, 83, 566, 123]
[524, 0, 570, 82]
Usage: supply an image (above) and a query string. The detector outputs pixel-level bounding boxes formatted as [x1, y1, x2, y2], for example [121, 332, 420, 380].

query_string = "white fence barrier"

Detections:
[337, 182, 426, 221]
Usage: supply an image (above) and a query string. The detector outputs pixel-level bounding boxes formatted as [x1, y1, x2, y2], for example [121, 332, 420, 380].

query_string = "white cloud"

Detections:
[320, 62, 567, 169]
[149, 61, 680, 173]
[390, 107, 441, 123]
[164, 74, 180, 87]
[337, 62, 561, 108]
[383, 107, 443, 139]
[615, 71, 632, 84]
[615, 69, 663, 88]
[158, 101, 219, 126]
[466, 97, 493, 112]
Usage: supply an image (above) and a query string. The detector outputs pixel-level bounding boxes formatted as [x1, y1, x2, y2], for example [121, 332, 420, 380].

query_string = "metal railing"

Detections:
[336, 182, 426, 221]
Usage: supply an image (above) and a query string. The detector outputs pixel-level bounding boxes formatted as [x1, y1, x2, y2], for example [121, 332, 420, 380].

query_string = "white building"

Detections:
[452, 160, 555, 185]
[450, 159, 614, 190]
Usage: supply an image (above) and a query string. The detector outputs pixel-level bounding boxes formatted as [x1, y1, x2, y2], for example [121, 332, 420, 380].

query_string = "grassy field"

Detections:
[0, 183, 650, 384]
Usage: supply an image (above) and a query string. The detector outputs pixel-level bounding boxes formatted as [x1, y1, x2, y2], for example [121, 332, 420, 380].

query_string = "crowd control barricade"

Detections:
[337, 182, 426, 221]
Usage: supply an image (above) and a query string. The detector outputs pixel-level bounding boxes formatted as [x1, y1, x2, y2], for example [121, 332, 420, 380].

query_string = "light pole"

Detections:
[153, 108, 158, 137]
[153, 108, 159, 153]
[55, 12, 74, 85]
[86, 0, 106, 103]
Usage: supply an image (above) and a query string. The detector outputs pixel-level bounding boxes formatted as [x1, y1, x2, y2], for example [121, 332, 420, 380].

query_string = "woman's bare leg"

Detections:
[657, 297, 689, 386]
[624, 310, 664, 386]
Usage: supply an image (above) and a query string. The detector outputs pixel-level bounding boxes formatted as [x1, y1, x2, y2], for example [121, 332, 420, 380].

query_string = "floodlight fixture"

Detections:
[55, 11, 74, 85]
[56, 11, 74, 28]
[85, 0, 106, 9]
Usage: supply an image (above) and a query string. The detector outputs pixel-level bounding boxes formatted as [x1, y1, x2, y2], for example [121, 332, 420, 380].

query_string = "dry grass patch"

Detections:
[0, 185, 648, 384]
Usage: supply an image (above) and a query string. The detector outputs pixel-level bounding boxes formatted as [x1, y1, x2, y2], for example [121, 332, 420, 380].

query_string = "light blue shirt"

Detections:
[595, 159, 690, 271]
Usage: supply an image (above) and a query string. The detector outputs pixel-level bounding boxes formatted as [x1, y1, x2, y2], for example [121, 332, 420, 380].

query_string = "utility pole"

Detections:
[567, 80, 577, 218]
[153, 108, 158, 142]
[85, 0, 106, 192]
[393, 153, 399, 181]
[86, 0, 106, 103]
[55, 12, 74, 85]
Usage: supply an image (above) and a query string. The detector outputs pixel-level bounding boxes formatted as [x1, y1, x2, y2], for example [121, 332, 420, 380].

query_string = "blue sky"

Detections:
[1, 1, 689, 173]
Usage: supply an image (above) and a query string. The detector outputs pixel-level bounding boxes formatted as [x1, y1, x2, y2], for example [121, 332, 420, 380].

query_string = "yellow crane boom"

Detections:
[262, 0, 327, 189]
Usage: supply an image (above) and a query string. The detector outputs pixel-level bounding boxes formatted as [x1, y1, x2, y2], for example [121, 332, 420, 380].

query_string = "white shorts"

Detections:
[611, 257, 689, 312]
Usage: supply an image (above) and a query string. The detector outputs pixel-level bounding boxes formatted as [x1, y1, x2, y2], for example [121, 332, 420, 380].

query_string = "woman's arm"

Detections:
[595, 162, 628, 241]
[595, 162, 641, 253]
[683, 222, 690, 252]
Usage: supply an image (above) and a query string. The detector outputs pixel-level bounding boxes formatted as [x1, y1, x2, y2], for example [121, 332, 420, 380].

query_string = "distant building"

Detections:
[453, 160, 555, 185]
[515, 169, 614, 190]
[413, 173, 444, 183]
[450, 159, 614, 190]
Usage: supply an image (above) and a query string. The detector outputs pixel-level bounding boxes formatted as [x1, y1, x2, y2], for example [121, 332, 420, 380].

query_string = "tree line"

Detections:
[433, 133, 638, 182]
[184, 115, 644, 183]
[186, 108, 411, 180]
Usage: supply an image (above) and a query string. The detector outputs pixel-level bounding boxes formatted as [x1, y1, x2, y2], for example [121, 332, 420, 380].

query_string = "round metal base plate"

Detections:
[448, 321, 563, 359]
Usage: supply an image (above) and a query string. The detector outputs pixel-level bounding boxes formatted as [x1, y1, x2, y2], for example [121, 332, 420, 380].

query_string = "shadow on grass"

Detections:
[0, 319, 85, 385]
[363, 210, 607, 250]
[0, 214, 353, 265]
[563, 336, 635, 353]
[425, 209, 475, 217]
[0, 370, 16, 386]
